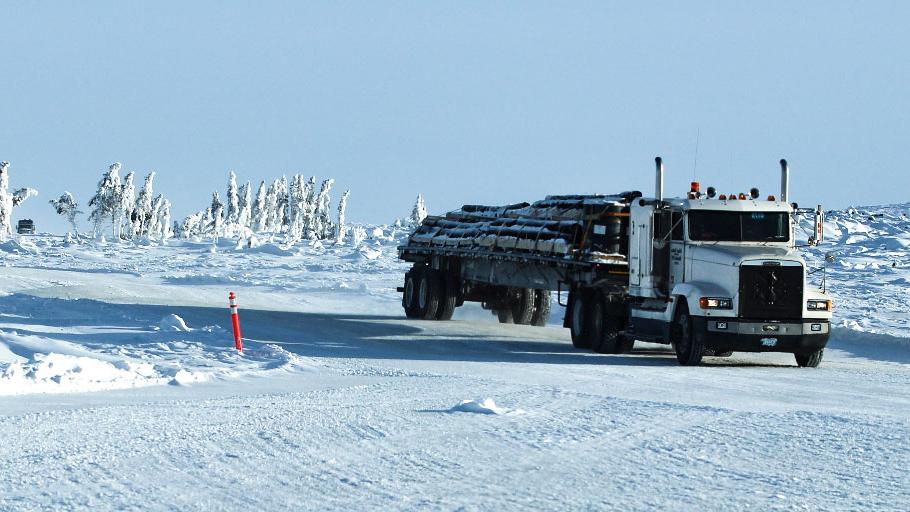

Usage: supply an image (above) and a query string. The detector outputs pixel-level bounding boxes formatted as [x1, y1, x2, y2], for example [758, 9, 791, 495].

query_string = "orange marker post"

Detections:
[229, 291, 243, 352]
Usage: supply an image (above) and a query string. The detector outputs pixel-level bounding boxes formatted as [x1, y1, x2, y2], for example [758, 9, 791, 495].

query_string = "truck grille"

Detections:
[739, 264, 803, 320]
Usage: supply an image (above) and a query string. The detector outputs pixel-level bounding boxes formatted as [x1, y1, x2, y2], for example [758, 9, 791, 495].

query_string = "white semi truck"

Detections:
[398, 158, 832, 367]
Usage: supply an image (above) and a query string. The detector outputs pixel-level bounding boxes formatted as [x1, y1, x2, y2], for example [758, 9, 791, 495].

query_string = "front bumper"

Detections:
[692, 317, 829, 354]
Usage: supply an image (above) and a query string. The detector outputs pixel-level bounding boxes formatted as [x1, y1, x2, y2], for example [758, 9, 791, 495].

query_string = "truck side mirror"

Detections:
[809, 205, 824, 246]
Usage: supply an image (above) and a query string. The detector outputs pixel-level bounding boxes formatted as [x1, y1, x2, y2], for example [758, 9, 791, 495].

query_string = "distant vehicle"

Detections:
[398, 158, 832, 367]
[16, 219, 35, 235]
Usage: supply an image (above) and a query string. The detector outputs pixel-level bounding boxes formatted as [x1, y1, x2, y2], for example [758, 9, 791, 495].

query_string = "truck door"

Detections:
[669, 210, 685, 288]
[652, 209, 671, 296]
[628, 205, 649, 288]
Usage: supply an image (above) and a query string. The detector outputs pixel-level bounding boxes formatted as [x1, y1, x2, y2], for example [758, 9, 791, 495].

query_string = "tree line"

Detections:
[1, 159, 429, 242]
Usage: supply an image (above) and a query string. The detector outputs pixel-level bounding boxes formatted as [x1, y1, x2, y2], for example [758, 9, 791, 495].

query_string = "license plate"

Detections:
[760, 337, 778, 347]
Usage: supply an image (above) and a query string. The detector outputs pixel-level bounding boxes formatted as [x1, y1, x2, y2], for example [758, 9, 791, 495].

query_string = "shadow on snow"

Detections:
[0, 293, 681, 367]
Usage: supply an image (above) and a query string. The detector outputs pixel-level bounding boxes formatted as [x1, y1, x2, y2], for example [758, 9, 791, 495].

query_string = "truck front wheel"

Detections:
[795, 349, 824, 368]
[672, 302, 704, 366]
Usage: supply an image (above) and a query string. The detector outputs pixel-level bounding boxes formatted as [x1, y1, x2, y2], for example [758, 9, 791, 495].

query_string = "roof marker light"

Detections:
[718, 194, 727, 200]
[767, 195, 776, 201]
[738, 193, 747, 200]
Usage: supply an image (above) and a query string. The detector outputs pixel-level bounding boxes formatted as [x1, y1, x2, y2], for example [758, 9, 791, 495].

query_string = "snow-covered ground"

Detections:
[1, 208, 909, 511]
[800, 203, 910, 341]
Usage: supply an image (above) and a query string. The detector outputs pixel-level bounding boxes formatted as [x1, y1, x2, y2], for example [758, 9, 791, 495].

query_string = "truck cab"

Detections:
[625, 160, 832, 366]
[16, 219, 35, 235]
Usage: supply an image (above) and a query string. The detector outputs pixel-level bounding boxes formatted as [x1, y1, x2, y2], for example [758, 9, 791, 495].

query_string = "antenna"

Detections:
[692, 129, 700, 180]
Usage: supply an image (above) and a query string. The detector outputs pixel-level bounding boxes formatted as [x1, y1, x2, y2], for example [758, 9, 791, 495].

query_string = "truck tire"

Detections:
[435, 273, 458, 321]
[672, 302, 704, 366]
[588, 292, 631, 354]
[589, 294, 621, 354]
[569, 290, 592, 349]
[795, 349, 824, 368]
[496, 308, 514, 323]
[531, 289, 551, 327]
[403, 268, 421, 319]
[417, 269, 443, 320]
[615, 337, 635, 354]
[511, 288, 535, 325]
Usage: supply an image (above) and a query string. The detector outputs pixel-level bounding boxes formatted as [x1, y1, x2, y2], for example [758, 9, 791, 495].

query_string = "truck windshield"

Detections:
[688, 211, 790, 242]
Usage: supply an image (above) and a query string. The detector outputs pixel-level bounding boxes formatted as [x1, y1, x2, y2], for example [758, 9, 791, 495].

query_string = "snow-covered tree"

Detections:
[287, 175, 305, 240]
[411, 193, 428, 226]
[209, 191, 224, 237]
[159, 199, 172, 240]
[303, 176, 316, 236]
[238, 181, 252, 230]
[352, 225, 366, 246]
[49, 192, 82, 234]
[202, 206, 214, 234]
[313, 178, 334, 239]
[275, 176, 289, 232]
[148, 194, 163, 238]
[252, 181, 267, 232]
[181, 210, 205, 239]
[226, 171, 240, 226]
[88, 163, 122, 237]
[262, 180, 278, 233]
[120, 172, 136, 238]
[336, 189, 349, 243]
[134, 172, 156, 237]
[264, 177, 287, 233]
[0, 161, 38, 238]
[287, 174, 319, 241]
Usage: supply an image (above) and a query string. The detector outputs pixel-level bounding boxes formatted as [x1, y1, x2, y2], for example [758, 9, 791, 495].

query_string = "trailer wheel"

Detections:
[403, 269, 421, 319]
[496, 308, 515, 324]
[569, 290, 592, 349]
[672, 302, 704, 366]
[588, 296, 619, 354]
[511, 288, 535, 325]
[435, 273, 458, 321]
[417, 269, 443, 320]
[795, 349, 824, 368]
[531, 289, 551, 327]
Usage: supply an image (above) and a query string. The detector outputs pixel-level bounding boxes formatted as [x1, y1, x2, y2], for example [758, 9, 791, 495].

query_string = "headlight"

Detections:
[699, 297, 733, 309]
[807, 299, 832, 311]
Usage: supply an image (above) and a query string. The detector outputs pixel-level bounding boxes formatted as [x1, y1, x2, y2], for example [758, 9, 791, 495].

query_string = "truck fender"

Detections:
[669, 281, 733, 319]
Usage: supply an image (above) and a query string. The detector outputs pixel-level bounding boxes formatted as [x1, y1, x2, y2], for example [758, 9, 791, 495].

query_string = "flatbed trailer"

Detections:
[398, 192, 639, 326]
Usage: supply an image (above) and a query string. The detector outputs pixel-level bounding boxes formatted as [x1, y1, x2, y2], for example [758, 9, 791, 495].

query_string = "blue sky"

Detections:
[1, 1, 907, 233]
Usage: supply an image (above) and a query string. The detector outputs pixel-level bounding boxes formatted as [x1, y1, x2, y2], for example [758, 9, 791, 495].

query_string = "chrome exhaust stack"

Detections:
[780, 159, 790, 203]
[655, 157, 664, 202]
